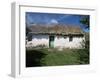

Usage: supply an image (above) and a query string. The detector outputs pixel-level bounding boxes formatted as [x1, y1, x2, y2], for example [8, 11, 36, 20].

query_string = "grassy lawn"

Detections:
[26, 48, 89, 67]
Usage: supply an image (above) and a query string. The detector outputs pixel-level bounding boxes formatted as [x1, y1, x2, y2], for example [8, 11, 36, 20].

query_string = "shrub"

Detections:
[77, 49, 89, 64]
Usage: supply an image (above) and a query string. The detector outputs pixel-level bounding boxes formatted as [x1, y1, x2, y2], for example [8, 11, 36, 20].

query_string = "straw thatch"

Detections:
[28, 24, 84, 35]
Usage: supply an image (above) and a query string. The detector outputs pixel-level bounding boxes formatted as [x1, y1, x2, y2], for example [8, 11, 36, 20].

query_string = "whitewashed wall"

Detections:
[31, 35, 49, 47]
[26, 34, 84, 48]
[54, 36, 84, 49]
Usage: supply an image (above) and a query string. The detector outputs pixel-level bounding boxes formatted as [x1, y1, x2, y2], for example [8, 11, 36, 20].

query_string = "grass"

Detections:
[26, 48, 89, 67]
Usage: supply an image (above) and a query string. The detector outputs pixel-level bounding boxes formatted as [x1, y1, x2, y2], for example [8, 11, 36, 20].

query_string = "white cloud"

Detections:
[50, 19, 58, 24]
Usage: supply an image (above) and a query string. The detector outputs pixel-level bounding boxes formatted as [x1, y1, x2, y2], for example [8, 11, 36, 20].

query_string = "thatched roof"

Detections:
[47, 24, 83, 34]
[27, 24, 84, 35]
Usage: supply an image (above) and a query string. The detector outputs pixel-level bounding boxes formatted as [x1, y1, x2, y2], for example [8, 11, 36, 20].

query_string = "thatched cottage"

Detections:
[26, 24, 85, 49]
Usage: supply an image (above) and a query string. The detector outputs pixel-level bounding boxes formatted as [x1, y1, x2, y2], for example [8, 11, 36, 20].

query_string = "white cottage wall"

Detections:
[54, 36, 84, 49]
[26, 34, 84, 49]
[31, 35, 49, 47]
[54, 36, 69, 48]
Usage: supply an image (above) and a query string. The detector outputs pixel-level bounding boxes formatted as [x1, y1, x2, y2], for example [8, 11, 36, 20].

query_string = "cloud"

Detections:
[50, 19, 58, 24]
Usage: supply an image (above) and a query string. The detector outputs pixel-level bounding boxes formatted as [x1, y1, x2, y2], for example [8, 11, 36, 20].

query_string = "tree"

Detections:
[26, 23, 32, 36]
[80, 16, 90, 29]
[79, 16, 90, 64]
[26, 24, 32, 42]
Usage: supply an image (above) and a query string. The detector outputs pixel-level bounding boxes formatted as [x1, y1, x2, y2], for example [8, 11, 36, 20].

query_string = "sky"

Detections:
[26, 12, 90, 32]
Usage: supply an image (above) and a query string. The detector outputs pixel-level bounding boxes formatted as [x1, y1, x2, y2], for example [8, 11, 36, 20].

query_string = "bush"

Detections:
[79, 33, 89, 64]
[77, 49, 89, 64]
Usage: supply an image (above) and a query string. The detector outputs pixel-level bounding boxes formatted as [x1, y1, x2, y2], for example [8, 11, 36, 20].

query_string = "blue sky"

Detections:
[26, 12, 89, 32]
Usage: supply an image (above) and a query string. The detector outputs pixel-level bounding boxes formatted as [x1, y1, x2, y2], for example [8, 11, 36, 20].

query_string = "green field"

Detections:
[26, 48, 89, 67]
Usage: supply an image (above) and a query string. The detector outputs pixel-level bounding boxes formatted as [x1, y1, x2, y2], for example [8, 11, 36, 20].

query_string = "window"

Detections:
[69, 36, 73, 42]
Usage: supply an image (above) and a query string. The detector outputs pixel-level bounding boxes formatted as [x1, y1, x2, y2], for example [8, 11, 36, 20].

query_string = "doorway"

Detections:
[49, 35, 55, 48]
